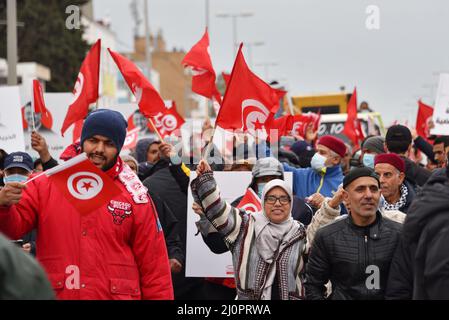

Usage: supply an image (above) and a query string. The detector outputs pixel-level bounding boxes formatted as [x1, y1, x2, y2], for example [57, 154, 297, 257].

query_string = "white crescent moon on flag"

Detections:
[67, 172, 103, 200]
[241, 99, 270, 132]
[71, 72, 84, 105]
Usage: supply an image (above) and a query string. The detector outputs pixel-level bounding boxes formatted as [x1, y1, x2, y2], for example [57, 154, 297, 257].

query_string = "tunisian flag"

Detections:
[151, 101, 185, 139]
[267, 115, 294, 138]
[182, 29, 222, 105]
[32, 79, 53, 129]
[291, 112, 321, 137]
[61, 39, 101, 136]
[44, 153, 121, 215]
[216, 44, 283, 135]
[108, 48, 166, 117]
[343, 88, 364, 147]
[122, 127, 140, 151]
[416, 100, 434, 142]
[222, 72, 231, 88]
[237, 188, 262, 214]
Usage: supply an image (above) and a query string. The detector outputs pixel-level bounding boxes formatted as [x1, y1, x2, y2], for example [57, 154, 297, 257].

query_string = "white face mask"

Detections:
[311, 153, 328, 172]
[257, 183, 266, 199]
[362, 154, 375, 169]
[3, 174, 28, 184]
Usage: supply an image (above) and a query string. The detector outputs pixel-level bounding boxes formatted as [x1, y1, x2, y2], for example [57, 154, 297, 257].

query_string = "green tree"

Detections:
[0, 0, 90, 92]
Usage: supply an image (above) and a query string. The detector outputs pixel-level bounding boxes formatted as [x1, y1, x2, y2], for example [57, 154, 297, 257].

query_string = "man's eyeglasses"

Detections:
[265, 195, 291, 205]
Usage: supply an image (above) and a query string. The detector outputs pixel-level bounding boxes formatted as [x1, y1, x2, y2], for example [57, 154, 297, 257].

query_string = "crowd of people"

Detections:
[0, 107, 449, 300]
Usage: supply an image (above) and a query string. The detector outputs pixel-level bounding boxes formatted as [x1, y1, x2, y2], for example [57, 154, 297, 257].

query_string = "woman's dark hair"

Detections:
[0, 149, 8, 170]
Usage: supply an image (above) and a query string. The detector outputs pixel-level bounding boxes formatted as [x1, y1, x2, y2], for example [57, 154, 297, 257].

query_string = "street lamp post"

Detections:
[255, 62, 278, 82]
[205, 0, 210, 30]
[216, 12, 254, 56]
[143, 0, 152, 80]
[7, 0, 18, 86]
[245, 41, 264, 69]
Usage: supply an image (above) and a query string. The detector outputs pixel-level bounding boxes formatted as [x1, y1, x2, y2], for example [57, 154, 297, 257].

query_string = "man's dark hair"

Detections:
[386, 140, 411, 154]
[434, 136, 449, 148]
[34, 158, 43, 169]
[385, 125, 412, 154]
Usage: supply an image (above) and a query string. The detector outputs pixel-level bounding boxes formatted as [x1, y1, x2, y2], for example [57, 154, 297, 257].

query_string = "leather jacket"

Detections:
[305, 212, 402, 300]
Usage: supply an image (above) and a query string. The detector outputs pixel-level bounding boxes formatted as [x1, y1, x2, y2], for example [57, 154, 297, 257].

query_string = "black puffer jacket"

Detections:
[305, 212, 402, 300]
[402, 156, 431, 188]
[397, 168, 449, 299]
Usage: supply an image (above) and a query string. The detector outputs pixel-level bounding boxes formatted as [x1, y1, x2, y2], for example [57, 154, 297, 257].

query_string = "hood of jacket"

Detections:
[136, 138, 160, 164]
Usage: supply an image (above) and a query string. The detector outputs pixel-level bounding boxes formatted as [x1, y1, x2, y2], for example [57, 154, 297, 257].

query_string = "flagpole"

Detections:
[147, 117, 164, 141]
[31, 84, 36, 131]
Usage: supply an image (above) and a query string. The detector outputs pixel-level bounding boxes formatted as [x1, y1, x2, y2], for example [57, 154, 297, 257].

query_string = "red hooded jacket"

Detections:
[0, 158, 173, 300]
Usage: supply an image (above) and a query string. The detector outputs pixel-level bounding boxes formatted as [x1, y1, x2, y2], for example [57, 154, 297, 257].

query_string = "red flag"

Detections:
[268, 115, 294, 138]
[236, 188, 262, 214]
[45, 153, 121, 214]
[289, 112, 321, 138]
[222, 72, 231, 88]
[416, 100, 434, 142]
[108, 48, 166, 118]
[61, 39, 101, 136]
[122, 127, 140, 151]
[182, 29, 222, 104]
[216, 44, 282, 137]
[72, 119, 84, 144]
[33, 80, 49, 116]
[151, 101, 185, 139]
[343, 88, 364, 147]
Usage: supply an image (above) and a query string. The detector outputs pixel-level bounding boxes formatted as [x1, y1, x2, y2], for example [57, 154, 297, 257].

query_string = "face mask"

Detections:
[257, 183, 266, 199]
[3, 174, 28, 184]
[311, 153, 327, 172]
[362, 154, 375, 169]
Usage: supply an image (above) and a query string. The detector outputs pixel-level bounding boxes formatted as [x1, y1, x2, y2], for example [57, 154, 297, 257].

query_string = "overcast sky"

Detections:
[93, 0, 449, 125]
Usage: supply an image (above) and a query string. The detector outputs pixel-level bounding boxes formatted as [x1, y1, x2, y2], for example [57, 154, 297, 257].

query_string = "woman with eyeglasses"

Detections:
[191, 159, 307, 300]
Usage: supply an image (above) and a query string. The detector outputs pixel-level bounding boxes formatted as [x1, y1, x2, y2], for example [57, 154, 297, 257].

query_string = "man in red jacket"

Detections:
[0, 109, 173, 300]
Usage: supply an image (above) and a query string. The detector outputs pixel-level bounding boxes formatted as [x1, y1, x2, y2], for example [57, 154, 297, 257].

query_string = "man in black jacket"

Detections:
[305, 167, 402, 300]
[143, 144, 207, 300]
[387, 162, 449, 299]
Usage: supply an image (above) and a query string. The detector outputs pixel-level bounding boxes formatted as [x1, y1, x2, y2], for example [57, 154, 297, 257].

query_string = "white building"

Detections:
[0, 59, 51, 105]
[81, 15, 119, 107]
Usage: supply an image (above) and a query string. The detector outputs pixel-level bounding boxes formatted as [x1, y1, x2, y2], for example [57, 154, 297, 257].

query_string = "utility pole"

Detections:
[216, 12, 253, 56]
[143, 0, 152, 80]
[7, 0, 18, 85]
[205, 0, 210, 31]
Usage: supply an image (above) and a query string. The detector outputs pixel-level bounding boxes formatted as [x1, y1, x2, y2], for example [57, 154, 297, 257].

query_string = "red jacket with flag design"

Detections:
[0, 158, 173, 300]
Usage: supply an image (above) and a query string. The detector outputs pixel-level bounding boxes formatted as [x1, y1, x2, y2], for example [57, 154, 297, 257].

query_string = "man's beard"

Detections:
[87, 152, 118, 172]
[102, 155, 119, 171]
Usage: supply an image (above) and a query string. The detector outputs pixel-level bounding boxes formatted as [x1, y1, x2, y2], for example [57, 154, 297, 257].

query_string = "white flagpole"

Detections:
[31, 82, 36, 132]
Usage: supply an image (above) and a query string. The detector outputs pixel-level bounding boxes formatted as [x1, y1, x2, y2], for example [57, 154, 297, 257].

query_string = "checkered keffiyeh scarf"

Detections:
[383, 184, 408, 211]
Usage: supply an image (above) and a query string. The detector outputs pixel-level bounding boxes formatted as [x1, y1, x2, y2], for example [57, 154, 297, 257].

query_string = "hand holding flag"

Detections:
[27, 153, 121, 215]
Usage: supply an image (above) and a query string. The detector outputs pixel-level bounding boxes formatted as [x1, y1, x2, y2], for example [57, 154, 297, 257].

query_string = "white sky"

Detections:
[93, 0, 449, 125]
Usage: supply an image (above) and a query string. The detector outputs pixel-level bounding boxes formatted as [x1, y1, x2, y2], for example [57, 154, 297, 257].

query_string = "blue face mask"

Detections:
[3, 174, 28, 184]
[257, 183, 266, 199]
[362, 154, 375, 169]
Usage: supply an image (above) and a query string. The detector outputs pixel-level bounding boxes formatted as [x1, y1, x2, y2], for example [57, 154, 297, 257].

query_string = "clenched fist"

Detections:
[0, 182, 26, 207]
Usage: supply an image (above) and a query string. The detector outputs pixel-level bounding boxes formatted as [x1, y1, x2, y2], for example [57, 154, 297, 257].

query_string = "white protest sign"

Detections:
[23, 93, 73, 160]
[431, 73, 449, 135]
[186, 171, 292, 278]
[0, 86, 26, 153]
